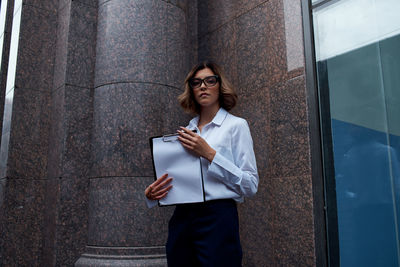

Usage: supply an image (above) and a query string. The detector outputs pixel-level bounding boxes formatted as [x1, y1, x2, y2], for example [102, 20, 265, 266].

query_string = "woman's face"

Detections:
[191, 67, 220, 111]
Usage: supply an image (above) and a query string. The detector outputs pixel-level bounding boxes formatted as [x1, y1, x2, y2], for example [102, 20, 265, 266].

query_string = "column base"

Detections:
[75, 246, 167, 267]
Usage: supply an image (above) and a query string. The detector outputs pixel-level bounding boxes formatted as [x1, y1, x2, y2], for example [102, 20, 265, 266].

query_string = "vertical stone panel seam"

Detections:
[72, 0, 98, 8]
[52, 1, 71, 91]
[198, 0, 269, 39]
[58, 1, 70, 12]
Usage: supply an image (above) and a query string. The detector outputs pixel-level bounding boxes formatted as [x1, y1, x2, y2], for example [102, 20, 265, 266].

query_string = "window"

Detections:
[311, 0, 400, 266]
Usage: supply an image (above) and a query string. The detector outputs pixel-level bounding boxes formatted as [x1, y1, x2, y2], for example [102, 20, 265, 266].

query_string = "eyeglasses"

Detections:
[189, 75, 219, 89]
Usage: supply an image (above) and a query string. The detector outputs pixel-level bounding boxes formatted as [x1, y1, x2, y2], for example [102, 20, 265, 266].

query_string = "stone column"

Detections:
[0, 0, 57, 265]
[76, 0, 191, 265]
[45, 0, 97, 265]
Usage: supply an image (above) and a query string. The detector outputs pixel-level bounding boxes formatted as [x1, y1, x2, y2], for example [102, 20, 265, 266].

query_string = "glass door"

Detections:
[312, 0, 400, 266]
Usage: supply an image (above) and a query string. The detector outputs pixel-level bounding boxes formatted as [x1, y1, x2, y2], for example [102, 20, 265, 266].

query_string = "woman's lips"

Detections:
[199, 93, 209, 98]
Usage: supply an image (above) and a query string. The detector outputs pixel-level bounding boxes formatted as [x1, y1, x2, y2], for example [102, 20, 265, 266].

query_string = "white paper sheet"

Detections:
[151, 135, 205, 206]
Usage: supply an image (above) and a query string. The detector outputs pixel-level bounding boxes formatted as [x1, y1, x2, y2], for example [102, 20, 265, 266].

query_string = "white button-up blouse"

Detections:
[147, 108, 259, 207]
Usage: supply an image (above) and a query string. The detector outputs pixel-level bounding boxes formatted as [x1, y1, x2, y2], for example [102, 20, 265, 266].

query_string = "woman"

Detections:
[145, 61, 259, 266]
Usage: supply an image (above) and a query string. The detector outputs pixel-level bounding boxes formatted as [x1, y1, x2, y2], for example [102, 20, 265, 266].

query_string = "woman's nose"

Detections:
[199, 81, 207, 90]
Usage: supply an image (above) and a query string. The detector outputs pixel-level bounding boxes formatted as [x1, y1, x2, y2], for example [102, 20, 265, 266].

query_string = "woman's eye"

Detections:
[205, 78, 216, 84]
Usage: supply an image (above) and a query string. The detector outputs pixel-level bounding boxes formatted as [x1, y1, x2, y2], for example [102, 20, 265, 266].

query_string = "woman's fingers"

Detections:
[177, 128, 200, 147]
[177, 127, 216, 162]
[179, 127, 196, 136]
[177, 132, 194, 144]
[152, 184, 173, 199]
[179, 140, 194, 151]
[178, 127, 201, 143]
[156, 190, 169, 200]
[152, 173, 168, 186]
[177, 135, 194, 147]
[152, 177, 173, 192]
[146, 173, 167, 194]
[145, 174, 173, 200]
[177, 128, 206, 154]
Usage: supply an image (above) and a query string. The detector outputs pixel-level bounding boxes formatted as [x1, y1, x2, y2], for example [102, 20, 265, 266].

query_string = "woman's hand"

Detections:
[145, 173, 173, 201]
[178, 127, 216, 162]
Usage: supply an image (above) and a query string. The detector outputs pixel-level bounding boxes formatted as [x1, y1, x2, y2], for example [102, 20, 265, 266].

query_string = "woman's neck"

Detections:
[198, 105, 220, 131]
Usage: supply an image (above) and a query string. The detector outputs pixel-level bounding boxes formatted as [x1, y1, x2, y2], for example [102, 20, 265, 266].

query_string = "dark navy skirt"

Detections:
[166, 199, 242, 267]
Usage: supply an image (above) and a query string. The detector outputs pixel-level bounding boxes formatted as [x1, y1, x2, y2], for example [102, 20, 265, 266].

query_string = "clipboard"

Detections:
[149, 132, 205, 206]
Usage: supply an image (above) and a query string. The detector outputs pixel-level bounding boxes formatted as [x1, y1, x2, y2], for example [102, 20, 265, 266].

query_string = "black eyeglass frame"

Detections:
[189, 75, 220, 89]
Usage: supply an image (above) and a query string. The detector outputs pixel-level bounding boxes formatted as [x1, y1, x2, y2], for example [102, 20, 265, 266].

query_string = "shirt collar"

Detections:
[188, 108, 228, 129]
[188, 116, 199, 130]
[212, 107, 228, 126]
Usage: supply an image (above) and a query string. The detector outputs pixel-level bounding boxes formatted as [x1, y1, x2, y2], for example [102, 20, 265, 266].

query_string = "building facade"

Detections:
[1, 0, 398, 266]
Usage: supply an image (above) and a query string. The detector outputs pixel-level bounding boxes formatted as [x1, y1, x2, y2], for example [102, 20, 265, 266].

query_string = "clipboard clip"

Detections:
[162, 129, 197, 142]
[162, 133, 179, 142]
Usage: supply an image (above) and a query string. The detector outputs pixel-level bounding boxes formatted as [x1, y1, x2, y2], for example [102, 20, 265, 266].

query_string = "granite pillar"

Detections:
[75, 0, 191, 265]
[45, 0, 97, 265]
[198, 0, 316, 265]
[0, 0, 57, 265]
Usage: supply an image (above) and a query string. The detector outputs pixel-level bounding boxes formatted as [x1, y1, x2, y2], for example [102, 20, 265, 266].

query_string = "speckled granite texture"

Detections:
[87, 177, 173, 247]
[46, 1, 96, 266]
[198, 0, 315, 266]
[0, 1, 56, 265]
[0, 0, 319, 266]
[0, 0, 95, 266]
[81, 0, 190, 264]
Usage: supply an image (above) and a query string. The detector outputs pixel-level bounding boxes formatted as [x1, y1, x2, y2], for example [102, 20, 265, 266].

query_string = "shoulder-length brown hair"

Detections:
[178, 61, 237, 115]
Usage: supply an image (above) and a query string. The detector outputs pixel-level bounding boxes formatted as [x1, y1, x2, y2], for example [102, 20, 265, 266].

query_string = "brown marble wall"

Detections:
[0, 0, 57, 266]
[0, 0, 321, 266]
[198, 0, 316, 266]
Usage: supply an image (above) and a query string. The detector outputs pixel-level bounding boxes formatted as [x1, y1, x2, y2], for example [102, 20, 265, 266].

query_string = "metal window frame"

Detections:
[301, 0, 340, 266]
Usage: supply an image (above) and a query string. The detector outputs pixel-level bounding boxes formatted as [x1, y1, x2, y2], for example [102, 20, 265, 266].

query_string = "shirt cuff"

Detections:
[145, 197, 158, 208]
[208, 151, 242, 184]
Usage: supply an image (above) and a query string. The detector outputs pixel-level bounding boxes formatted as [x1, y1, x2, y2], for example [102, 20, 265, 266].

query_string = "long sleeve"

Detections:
[207, 119, 259, 197]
